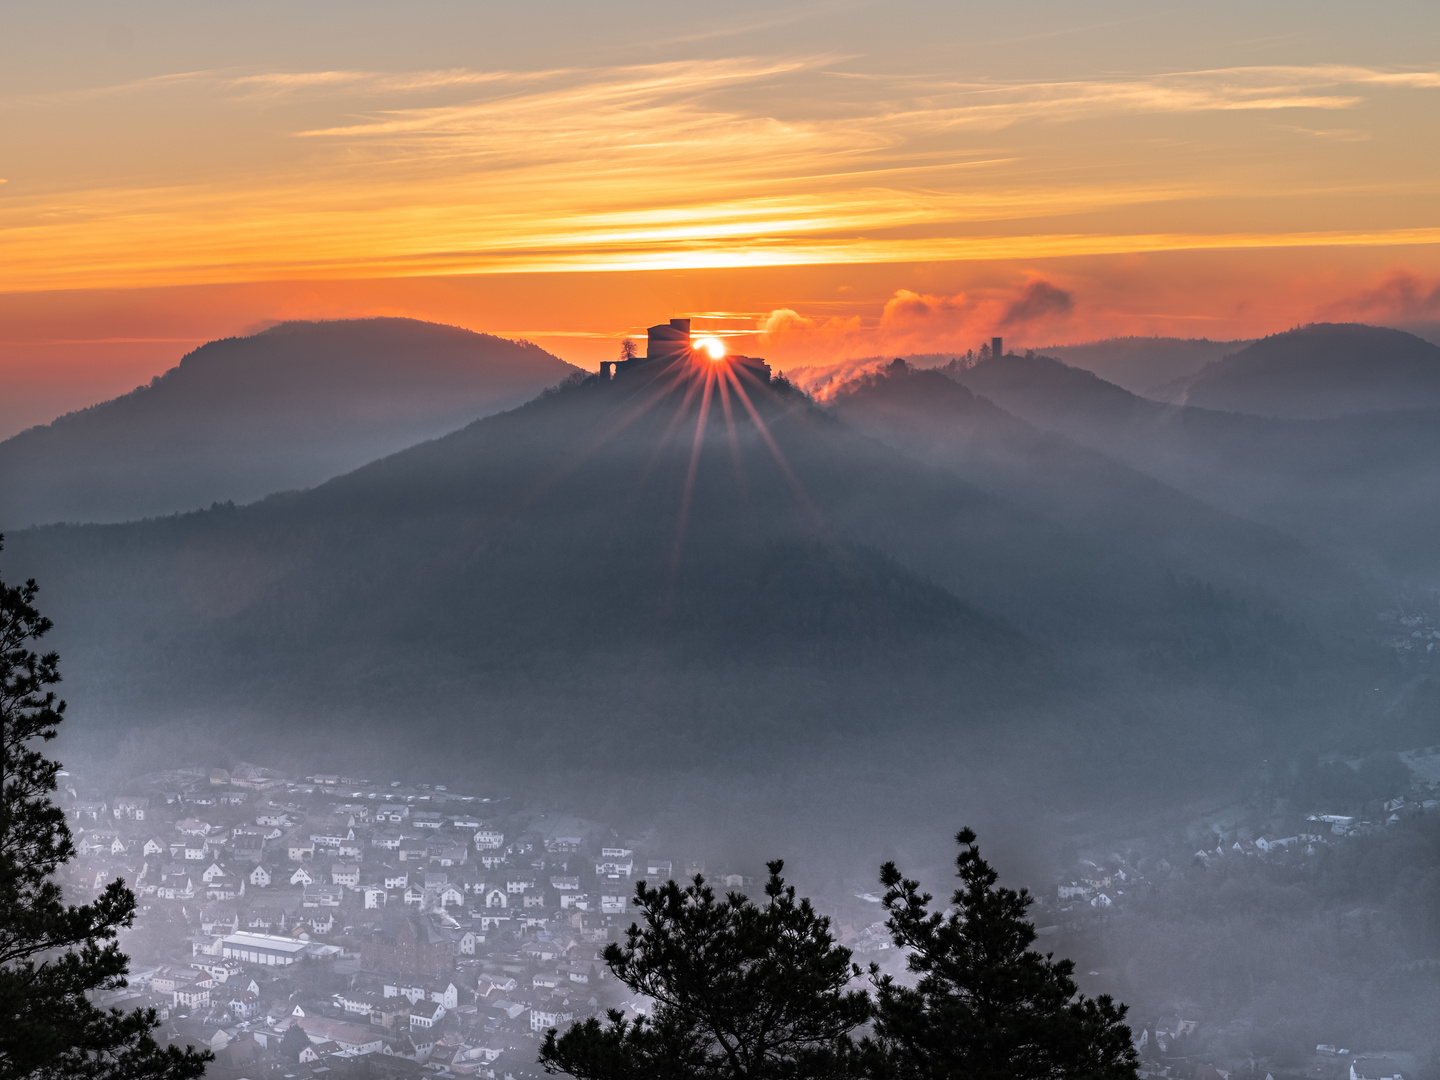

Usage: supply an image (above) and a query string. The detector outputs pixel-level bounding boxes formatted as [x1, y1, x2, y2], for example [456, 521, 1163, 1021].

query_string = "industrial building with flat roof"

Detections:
[220, 931, 309, 966]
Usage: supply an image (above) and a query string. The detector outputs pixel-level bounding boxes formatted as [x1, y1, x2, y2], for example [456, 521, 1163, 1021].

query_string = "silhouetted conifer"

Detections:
[865, 827, 1138, 1080]
[540, 861, 869, 1079]
[0, 540, 210, 1080]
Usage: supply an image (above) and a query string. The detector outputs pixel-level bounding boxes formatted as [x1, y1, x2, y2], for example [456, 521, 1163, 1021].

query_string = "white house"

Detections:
[1352, 1061, 1404, 1080]
[595, 849, 634, 879]
[531, 1006, 574, 1032]
[114, 796, 149, 821]
[302, 885, 344, 908]
[438, 883, 465, 908]
[361, 885, 387, 909]
[293, 1016, 383, 1055]
[337, 839, 364, 860]
[288, 839, 316, 862]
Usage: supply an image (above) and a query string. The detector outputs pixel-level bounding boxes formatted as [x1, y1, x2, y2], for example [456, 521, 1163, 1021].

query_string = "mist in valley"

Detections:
[5, 318, 1440, 1077]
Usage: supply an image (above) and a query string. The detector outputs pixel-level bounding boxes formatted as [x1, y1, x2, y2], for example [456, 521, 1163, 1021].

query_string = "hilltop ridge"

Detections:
[0, 317, 579, 528]
[1170, 322, 1440, 418]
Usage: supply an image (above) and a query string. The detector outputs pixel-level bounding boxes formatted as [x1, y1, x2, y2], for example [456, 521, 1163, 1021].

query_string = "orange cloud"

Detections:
[757, 276, 1079, 388]
[1318, 270, 1440, 322]
[1000, 278, 1074, 327]
[3, 58, 1440, 291]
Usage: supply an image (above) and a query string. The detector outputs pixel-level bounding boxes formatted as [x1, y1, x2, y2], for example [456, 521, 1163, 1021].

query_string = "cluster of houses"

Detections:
[61, 763, 730, 1079]
[69, 754, 1431, 1079]
[1126, 1022, 1408, 1080]
[1378, 608, 1440, 660]
[1051, 754, 1440, 915]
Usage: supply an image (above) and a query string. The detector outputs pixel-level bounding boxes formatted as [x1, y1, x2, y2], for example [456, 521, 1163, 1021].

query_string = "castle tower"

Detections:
[646, 319, 692, 364]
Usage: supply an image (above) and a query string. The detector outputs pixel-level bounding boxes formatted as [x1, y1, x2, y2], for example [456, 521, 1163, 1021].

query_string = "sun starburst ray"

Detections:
[667, 364, 718, 585]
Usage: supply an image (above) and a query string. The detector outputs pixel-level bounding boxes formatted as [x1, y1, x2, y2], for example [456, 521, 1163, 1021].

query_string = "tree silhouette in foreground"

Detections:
[0, 540, 210, 1080]
[867, 827, 1138, 1080]
[540, 861, 869, 1079]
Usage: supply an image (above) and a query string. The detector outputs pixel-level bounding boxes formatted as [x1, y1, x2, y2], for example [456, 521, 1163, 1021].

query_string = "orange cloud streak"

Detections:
[3, 59, 1439, 291]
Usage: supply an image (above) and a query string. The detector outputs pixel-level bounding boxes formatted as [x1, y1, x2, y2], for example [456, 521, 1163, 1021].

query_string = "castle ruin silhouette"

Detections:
[599, 319, 771, 384]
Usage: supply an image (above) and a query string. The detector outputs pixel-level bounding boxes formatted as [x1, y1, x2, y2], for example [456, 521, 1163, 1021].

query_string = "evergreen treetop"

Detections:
[0, 539, 210, 1080]
[868, 827, 1139, 1080]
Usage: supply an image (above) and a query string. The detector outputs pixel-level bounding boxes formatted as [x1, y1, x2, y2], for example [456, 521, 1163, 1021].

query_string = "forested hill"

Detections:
[944, 346, 1440, 584]
[1176, 323, 1440, 418]
[827, 361, 1351, 619]
[1036, 336, 1250, 397]
[0, 318, 579, 529]
[3, 363, 1384, 811]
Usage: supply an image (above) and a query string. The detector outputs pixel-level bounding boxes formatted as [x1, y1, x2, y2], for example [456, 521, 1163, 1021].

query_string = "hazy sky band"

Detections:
[3, 54, 1438, 290]
[2, 0, 1439, 432]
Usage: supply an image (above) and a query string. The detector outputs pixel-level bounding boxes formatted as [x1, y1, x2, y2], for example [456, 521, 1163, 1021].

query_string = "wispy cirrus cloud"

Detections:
[1, 58, 1438, 292]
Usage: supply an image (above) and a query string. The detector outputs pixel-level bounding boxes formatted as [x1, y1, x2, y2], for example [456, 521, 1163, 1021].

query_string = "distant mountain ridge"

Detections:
[828, 360, 1345, 616]
[1168, 323, 1440, 418]
[943, 342, 1440, 583]
[1035, 336, 1251, 397]
[5, 355, 1365, 777]
[0, 317, 580, 528]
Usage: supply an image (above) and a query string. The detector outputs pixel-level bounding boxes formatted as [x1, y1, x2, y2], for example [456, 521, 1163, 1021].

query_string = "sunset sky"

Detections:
[3, 0, 1439, 435]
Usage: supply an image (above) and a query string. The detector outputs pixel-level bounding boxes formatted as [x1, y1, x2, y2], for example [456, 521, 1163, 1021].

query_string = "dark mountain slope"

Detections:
[0, 318, 579, 528]
[5, 361, 1364, 783]
[5, 374, 1037, 748]
[1178, 323, 1440, 418]
[1037, 336, 1250, 397]
[828, 362, 1355, 618]
[946, 351, 1440, 584]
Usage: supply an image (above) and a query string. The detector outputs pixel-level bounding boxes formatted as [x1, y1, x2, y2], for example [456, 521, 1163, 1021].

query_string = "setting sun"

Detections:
[695, 336, 727, 360]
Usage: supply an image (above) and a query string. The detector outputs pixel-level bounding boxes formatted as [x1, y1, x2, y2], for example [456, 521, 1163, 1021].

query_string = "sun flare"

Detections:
[695, 336, 727, 360]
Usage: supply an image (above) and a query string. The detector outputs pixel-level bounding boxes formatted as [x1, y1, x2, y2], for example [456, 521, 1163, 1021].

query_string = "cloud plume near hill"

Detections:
[1321, 270, 1440, 323]
[758, 276, 1077, 388]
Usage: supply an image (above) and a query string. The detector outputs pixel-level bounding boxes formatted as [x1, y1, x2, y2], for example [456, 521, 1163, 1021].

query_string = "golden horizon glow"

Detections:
[4, 4, 1440, 434]
[3, 58, 1439, 292]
